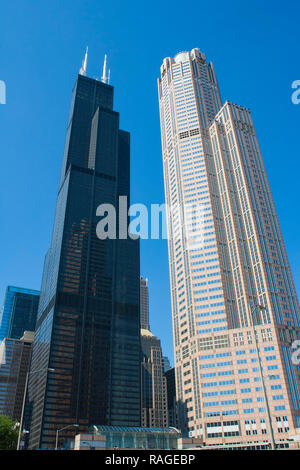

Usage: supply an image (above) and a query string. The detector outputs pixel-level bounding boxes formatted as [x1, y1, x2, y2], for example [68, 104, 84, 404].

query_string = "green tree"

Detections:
[0, 415, 20, 450]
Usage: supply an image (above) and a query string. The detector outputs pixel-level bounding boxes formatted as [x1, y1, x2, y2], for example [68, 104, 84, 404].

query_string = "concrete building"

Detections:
[158, 48, 300, 447]
[140, 276, 168, 428]
[69, 433, 106, 450]
[0, 331, 34, 424]
[141, 328, 168, 428]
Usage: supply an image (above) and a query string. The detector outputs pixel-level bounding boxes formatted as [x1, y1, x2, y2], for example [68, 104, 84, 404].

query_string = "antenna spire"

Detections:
[101, 54, 109, 84]
[79, 46, 88, 76]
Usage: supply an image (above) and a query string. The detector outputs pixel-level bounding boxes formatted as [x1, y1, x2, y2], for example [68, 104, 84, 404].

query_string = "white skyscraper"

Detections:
[158, 48, 300, 448]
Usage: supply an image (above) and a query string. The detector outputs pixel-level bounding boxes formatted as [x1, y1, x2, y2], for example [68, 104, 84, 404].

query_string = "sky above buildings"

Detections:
[0, 0, 299, 363]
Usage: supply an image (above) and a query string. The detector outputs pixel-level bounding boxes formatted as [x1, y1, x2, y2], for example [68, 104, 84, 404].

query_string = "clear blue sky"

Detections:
[1, 0, 299, 364]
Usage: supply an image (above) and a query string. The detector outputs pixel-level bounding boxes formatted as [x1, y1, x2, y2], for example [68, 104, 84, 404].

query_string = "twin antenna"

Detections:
[79, 47, 110, 84]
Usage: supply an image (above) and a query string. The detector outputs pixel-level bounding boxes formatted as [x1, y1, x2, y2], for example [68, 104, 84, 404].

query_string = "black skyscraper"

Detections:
[28, 64, 141, 449]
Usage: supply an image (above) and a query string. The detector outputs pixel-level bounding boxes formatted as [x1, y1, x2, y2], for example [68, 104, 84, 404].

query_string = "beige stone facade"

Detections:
[158, 48, 300, 447]
[141, 328, 168, 428]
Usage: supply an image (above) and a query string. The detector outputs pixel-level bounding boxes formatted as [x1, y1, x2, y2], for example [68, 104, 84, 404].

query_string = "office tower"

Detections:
[0, 331, 34, 425]
[165, 367, 177, 428]
[0, 287, 39, 342]
[140, 277, 150, 330]
[141, 328, 168, 428]
[28, 55, 141, 449]
[140, 277, 168, 428]
[158, 48, 300, 446]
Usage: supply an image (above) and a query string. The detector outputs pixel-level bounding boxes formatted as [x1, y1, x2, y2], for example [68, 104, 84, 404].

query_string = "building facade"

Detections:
[139, 276, 168, 428]
[28, 62, 141, 449]
[0, 286, 39, 342]
[0, 331, 34, 424]
[140, 277, 150, 330]
[163, 356, 171, 373]
[165, 367, 177, 428]
[141, 328, 168, 428]
[158, 48, 300, 446]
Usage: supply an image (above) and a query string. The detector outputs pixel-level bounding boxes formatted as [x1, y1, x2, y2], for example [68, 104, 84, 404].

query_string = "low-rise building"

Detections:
[66, 426, 181, 450]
